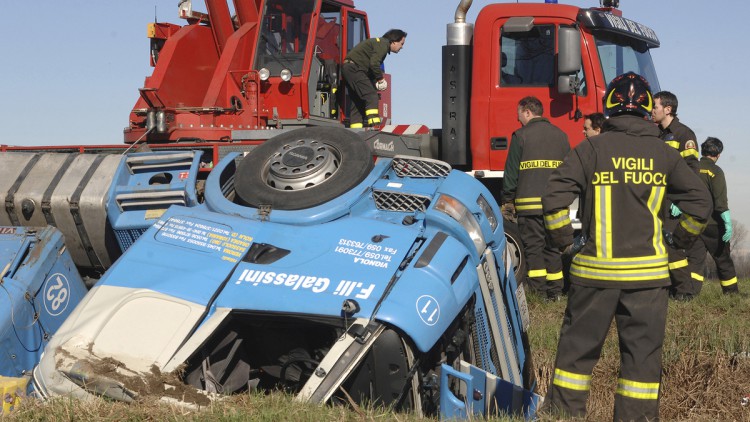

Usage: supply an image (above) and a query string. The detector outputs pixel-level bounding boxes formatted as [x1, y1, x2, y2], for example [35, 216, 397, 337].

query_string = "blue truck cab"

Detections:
[30, 128, 538, 418]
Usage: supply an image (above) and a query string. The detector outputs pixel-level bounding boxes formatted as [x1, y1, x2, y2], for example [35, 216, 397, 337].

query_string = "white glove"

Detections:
[375, 79, 387, 91]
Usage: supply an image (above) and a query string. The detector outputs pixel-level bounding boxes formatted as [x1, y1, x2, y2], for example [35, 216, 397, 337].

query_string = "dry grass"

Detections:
[528, 280, 750, 421]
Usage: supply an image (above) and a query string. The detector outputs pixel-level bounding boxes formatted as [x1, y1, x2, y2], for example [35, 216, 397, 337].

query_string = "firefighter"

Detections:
[541, 72, 711, 421]
[501, 96, 570, 301]
[341, 29, 407, 129]
[583, 112, 605, 139]
[651, 90, 702, 300]
[685, 137, 739, 295]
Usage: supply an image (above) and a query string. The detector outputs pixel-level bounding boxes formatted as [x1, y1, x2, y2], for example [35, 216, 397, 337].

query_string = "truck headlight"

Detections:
[476, 194, 498, 231]
[259, 68, 271, 81]
[434, 194, 485, 254]
[280, 69, 292, 82]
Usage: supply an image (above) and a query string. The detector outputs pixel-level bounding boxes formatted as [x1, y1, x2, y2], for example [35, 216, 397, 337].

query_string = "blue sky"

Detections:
[2, 1, 749, 240]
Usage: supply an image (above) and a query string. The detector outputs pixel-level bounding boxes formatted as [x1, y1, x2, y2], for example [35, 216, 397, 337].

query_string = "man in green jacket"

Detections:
[342, 29, 406, 128]
[502, 96, 570, 300]
[685, 137, 739, 295]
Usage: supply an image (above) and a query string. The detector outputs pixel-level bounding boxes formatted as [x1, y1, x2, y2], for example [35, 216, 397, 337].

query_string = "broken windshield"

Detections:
[254, 0, 317, 76]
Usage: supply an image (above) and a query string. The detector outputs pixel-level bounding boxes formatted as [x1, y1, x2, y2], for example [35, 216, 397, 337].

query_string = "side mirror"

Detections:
[558, 27, 581, 74]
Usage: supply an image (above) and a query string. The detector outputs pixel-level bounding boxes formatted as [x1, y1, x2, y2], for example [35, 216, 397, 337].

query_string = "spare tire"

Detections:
[235, 127, 374, 210]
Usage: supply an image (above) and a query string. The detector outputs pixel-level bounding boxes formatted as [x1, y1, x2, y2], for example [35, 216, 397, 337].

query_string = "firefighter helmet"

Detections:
[701, 137, 723, 157]
[603, 72, 653, 118]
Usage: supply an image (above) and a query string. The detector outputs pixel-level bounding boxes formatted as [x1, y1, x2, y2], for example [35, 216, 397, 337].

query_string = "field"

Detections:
[4, 280, 750, 421]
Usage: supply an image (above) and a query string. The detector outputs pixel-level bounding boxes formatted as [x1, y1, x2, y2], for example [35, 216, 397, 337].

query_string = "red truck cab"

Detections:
[442, 2, 661, 176]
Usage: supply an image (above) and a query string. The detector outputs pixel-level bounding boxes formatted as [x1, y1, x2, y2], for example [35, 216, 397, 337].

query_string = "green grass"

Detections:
[5, 280, 750, 421]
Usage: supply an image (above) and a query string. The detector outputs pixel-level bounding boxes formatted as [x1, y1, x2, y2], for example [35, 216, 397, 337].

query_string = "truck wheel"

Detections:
[503, 220, 526, 285]
[234, 127, 374, 210]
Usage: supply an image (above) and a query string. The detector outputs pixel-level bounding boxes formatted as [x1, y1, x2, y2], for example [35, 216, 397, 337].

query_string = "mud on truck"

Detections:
[0, 0, 662, 417]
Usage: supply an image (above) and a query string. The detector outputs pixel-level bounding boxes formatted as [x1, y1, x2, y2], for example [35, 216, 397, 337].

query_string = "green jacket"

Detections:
[699, 156, 729, 226]
[658, 117, 700, 173]
[543, 115, 711, 289]
[345, 37, 390, 80]
[502, 117, 569, 215]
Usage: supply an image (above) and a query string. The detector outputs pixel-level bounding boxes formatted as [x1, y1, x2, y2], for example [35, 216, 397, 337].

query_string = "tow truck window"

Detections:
[595, 36, 661, 92]
[346, 13, 367, 53]
[255, 0, 317, 76]
[501, 25, 555, 86]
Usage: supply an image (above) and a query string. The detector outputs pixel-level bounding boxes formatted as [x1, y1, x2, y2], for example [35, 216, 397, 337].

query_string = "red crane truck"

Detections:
[2, 0, 662, 281]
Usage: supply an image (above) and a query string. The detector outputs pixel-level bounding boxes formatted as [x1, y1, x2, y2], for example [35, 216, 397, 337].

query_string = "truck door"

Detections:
[478, 18, 598, 172]
[340, 10, 369, 126]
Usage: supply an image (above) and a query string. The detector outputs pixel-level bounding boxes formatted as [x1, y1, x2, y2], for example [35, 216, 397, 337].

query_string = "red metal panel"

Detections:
[205, 0, 236, 53]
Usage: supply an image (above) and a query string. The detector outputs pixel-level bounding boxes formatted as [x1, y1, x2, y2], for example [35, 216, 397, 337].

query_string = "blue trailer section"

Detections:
[0, 226, 87, 384]
[25, 128, 538, 418]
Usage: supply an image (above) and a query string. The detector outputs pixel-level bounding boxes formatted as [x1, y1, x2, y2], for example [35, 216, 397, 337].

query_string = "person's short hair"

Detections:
[585, 112, 606, 131]
[653, 91, 678, 117]
[701, 137, 723, 157]
[518, 96, 543, 117]
[383, 29, 407, 43]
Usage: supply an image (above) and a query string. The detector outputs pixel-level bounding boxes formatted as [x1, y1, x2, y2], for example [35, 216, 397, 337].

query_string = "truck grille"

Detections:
[391, 156, 451, 178]
[372, 190, 431, 212]
[114, 228, 148, 251]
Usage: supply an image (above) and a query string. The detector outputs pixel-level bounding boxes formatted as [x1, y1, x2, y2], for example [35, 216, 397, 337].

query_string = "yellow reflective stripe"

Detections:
[365, 108, 379, 116]
[547, 271, 563, 281]
[572, 253, 667, 269]
[570, 264, 669, 281]
[648, 186, 666, 255]
[350, 123, 363, 128]
[528, 269, 547, 278]
[595, 185, 612, 258]
[519, 160, 562, 170]
[616, 378, 659, 400]
[545, 209, 571, 230]
[680, 148, 699, 159]
[665, 141, 680, 149]
[553, 368, 591, 391]
[680, 215, 706, 235]
[721, 277, 738, 287]
[668, 259, 688, 270]
[691, 272, 705, 282]
[368, 117, 381, 124]
[700, 168, 715, 178]
[515, 197, 541, 203]
[516, 204, 543, 211]
[516, 197, 542, 211]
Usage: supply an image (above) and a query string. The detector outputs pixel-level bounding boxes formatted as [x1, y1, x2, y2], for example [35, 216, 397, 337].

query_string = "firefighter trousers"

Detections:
[518, 215, 563, 298]
[686, 224, 739, 295]
[544, 284, 668, 422]
[341, 62, 380, 128]
[664, 217, 694, 298]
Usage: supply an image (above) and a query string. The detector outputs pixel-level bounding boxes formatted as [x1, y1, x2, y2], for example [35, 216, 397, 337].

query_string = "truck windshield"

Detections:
[254, 0, 318, 76]
[595, 36, 660, 93]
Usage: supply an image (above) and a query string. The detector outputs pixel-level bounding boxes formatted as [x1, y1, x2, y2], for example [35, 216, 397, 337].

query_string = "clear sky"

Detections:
[2, 1, 749, 238]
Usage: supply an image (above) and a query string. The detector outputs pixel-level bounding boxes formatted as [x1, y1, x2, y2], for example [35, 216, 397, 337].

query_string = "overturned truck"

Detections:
[0, 128, 539, 418]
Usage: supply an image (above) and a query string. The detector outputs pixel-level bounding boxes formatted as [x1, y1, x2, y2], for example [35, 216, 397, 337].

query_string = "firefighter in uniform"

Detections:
[341, 29, 406, 129]
[501, 96, 570, 300]
[685, 137, 739, 295]
[652, 90, 702, 300]
[541, 73, 711, 421]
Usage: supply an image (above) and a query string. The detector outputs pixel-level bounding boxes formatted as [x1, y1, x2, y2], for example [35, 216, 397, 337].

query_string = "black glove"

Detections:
[561, 234, 587, 256]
